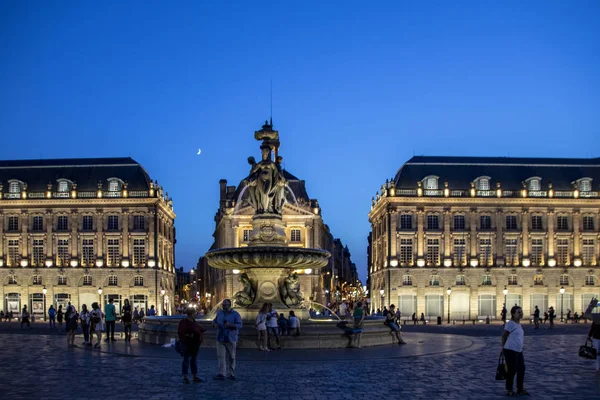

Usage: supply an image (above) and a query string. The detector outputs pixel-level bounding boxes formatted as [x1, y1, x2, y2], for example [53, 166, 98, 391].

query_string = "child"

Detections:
[278, 313, 289, 336]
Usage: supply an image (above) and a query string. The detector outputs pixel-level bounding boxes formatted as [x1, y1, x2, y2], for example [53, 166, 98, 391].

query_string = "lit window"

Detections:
[505, 239, 518, 266]
[33, 275, 43, 285]
[8, 276, 17, 285]
[108, 180, 120, 191]
[528, 179, 541, 191]
[426, 238, 440, 266]
[83, 275, 93, 286]
[453, 239, 466, 266]
[290, 229, 301, 242]
[133, 239, 146, 266]
[425, 177, 438, 190]
[585, 275, 595, 286]
[429, 275, 440, 286]
[479, 239, 493, 266]
[32, 239, 45, 266]
[58, 181, 69, 192]
[242, 229, 251, 242]
[58, 276, 67, 285]
[108, 275, 118, 286]
[477, 178, 490, 191]
[582, 239, 595, 265]
[579, 179, 592, 192]
[57, 239, 69, 266]
[7, 239, 20, 266]
[533, 274, 543, 285]
[508, 275, 518, 285]
[107, 239, 120, 266]
[402, 275, 413, 286]
[82, 239, 95, 266]
[560, 275, 569, 286]
[456, 275, 465, 285]
[556, 239, 569, 265]
[482, 275, 492, 286]
[9, 181, 21, 193]
[531, 239, 544, 266]
[134, 276, 144, 286]
[399, 238, 413, 265]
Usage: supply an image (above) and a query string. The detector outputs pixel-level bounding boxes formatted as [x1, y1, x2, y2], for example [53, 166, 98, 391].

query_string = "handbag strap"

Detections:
[498, 351, 505, 363]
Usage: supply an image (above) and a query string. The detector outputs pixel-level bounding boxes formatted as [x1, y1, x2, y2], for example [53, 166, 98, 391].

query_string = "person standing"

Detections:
[65, 302, 78, 347]
[533, 306, 540, 329]
[20, 305, 31, 329]
[502, 305, 530, 397]
[255, 303, 269, 351]
[57, 305, 64, 328]
[122, 299, 133, 342]
[48, 305, 56, 329]
[139, 308, 145, 322]
[266, 304, 281, 350]
[133, 307, 139, 324]
[339, 301, 347, 319]
[148, 305, 156, 316]
[178, 307, 206, 384]
[548, 306, 555, 329]
[588, 321, 600, 372]
[212, 299, 242, 380]
[104, 299, 117, 341]
[352, 301, 366, 348]
[288, 310, 301, 336]
[79, 304, 91, 346]
[501, 304, 507, 326]
[90, 302, 103, 348]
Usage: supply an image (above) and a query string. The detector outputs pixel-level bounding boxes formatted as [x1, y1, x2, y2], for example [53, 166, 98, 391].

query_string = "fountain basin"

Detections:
[138, 316, 400, 348]
[205, 246, 330, 269]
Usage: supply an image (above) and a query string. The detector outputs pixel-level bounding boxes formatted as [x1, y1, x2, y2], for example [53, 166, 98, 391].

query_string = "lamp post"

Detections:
[503, 286, 508, 322]
[560, 286, 565, 322]
[160, 287, 166, 316]
[98, 287, 103, 306]
[447, 287, 452, 323]
[42, 286, 47, 321]
[380, 289, 385, 310]
[324, 289, 329, 305]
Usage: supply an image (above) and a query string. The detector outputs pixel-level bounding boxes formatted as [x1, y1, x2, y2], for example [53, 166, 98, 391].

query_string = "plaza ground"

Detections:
[0, 320, 598, 399]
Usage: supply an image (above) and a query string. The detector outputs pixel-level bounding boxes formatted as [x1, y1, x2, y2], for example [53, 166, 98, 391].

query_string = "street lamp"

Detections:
[503, 286, 508, 321]
[42, 286, 47, 321]
[380, 289, 384, 310]
[160, 287, 166, 316]
[560, 286, 565, 322]
[447, 287, 452, 323]
[98, 287, 103, 305]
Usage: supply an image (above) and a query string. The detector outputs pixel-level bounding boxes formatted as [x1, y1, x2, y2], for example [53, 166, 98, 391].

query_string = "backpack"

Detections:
[49, 308, 56, 318]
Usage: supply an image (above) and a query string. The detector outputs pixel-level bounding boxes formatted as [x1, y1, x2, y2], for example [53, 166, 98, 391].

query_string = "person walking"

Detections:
[104, 298, 117, 341]
[90, 302, 104, 348]
[178, 307, 206, 384]
[48, 305, 56, 329]
[212, 299, 242, 380]
[148, 305, 156, 316]
[502, 305, 530, 397]
[139, 308, 145, 322]
[133, 307, 139, 324]
[588, 321, 600, 372]
[533, 306, 540, 329]
[289, 310, 301, 336]
[57, 305, 64, 328]
[20, 305, 31, 329]
[65, 302, 78, 347]
[79, 304, 91, 346]
[255, 303, 269, 351]
[386, 305, 407, 345]
[420, 312, 426, 325]
[122, 299, 133, 342]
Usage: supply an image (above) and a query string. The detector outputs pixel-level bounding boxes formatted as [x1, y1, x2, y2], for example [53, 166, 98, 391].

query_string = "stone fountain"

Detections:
[204, 121, 331, 319]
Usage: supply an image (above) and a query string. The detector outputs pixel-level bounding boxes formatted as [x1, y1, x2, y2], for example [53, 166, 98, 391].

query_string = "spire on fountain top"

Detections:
[254, 119, 280, 160]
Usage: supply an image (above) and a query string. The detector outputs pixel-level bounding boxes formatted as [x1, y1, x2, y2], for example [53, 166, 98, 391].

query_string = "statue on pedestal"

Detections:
[233, 273, 256, 308]
[279, 272, 303, 306]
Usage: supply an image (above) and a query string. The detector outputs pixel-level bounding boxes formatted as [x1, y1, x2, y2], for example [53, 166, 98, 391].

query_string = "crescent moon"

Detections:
[197, 148, 201, 155]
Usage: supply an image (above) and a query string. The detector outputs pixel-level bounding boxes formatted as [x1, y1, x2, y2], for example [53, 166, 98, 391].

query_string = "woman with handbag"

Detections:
[588, 322, 600, 371]
[501, 305, 529, 397]
[178, 307, 206, 384]
[79, 304, 91, 346]
[255, 303, 269, 351]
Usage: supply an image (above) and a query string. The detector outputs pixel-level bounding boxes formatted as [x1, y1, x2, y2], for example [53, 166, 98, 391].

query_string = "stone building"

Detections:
[368, 156, 600, 321]
[0, 158, 176, 318]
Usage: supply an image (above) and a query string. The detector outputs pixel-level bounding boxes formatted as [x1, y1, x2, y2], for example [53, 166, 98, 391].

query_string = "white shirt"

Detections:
[266, 311, 279, 328]
[503, 320, 524, 352]
[289, 316, 300, 329]
[255, 312, 267, 330]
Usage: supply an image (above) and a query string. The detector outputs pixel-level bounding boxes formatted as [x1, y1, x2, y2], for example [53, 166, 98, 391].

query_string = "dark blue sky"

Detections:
[2, 1, 599, 282]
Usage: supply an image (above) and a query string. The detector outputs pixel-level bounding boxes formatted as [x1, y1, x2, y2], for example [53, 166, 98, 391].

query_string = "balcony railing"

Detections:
[378, 188, 598, 199]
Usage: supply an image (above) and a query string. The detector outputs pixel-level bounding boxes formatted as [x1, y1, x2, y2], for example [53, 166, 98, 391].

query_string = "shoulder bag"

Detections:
[579, 338, 597, 359]
[495, 351, 507, 380]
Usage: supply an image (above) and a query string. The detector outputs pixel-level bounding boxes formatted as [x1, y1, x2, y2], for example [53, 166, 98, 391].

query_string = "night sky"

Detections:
[1, 1, 599, 282]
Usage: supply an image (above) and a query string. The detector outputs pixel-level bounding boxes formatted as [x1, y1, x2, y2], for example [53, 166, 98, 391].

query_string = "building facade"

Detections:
[0, 158, 176, 318]
[368, 156, 600, 321]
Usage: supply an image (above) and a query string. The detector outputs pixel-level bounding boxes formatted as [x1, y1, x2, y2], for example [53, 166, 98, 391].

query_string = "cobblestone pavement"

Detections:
[0, 322, 599, 400]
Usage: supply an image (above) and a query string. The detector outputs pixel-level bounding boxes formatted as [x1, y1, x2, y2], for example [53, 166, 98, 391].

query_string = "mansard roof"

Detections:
[394, 156, 600, 190]
[0, 157, 152, 191]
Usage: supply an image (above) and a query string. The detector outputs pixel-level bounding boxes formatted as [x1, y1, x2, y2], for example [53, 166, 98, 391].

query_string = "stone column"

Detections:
[21, 211, 28, 258]
[444, 209, 451, 258]
[521, 210, 529, 257]
[96, 211, 104, 257]
[417, 209, 424, 257]
[390, 210, 397, 258]
[496, 209, 504, 262]
[46, 211, 53, 258]
[148, 210, 155, 259]
[547, 210, 555, 257]
[0, 212, 4, 258]
[122, 211, 130, 258]
[469, 209, 477, 258]
[573, 210, 580, 257]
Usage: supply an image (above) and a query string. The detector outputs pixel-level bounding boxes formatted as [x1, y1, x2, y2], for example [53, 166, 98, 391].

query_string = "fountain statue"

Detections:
[205, 121, 331, 318]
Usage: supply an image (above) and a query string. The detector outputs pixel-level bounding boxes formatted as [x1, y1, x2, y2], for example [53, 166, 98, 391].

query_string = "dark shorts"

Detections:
[267, 327, 280, 337]
[66, 318, 78, 332]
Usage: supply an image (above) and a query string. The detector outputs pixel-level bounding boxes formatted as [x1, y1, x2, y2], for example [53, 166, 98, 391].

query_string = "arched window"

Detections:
[422, 175, 439, 190]
[456, 275, 466, 286]
[57, 180, 70, 192]
[9, 181, 21, 193]
[402, 275, 413, 286]
[533, 274, 543, 285]
[526, 177, 541, 191]
[32, 275, 43, 285]
[108, 275, 118, 286]
[108, 179, 121, 192]
[83, 275, 93, 286]
[508, 275, 518, 285]
[559, 274, 569, 286]
[134, 276, 144, 286]
[475, 176, 491, 191]
[576, 178, 592, 192]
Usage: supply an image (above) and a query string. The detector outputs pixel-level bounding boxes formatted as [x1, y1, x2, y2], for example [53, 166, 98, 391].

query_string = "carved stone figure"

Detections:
[279, 272, 303, 306]
[232, 273, 256, 308]
[243, 144, 287, 215]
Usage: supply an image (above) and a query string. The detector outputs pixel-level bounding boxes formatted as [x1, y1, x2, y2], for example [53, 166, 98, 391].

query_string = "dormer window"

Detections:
[526, 177, 541, 191]
[9, 181, 21, 193]
[107, 178, 124, 192]
[575, 178, 592, 192]
[475, 176, 491, 191]
[57, 180, 69, 192]
[422, 175, 439, 190]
